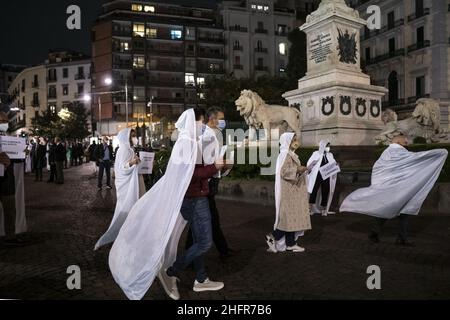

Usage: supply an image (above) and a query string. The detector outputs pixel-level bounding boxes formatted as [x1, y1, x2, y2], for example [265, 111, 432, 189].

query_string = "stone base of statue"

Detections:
[283, 0, 388, 146]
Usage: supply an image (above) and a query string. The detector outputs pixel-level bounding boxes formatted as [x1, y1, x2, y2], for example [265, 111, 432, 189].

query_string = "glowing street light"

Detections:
[83, 94, 92, 102]
[104, 77, 113, 86]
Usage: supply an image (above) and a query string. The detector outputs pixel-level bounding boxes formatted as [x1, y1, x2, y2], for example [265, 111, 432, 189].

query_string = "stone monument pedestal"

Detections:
[283, 0, 388, 146]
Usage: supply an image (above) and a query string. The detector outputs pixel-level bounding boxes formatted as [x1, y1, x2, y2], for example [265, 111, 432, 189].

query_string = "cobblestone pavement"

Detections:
[1, 164, 450, 300]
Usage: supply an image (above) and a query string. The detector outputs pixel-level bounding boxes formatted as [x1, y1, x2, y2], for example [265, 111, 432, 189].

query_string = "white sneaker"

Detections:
[286, 245, 306, 253]
[265, 234, 277, 253]
[193, 278, 224, 292]
[158, 270, 180, 300]
[321, 209, 328, 217]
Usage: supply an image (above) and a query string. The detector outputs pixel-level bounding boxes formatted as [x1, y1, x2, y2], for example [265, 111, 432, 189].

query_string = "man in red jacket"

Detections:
[159, 108, 229, 300]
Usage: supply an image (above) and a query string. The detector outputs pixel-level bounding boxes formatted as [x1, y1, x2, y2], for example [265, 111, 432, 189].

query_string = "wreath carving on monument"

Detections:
[321, 96, 335, 116]
[370, 100, 381, 118]
[340, 96, 352, 115]
[356, 98, 367, 117]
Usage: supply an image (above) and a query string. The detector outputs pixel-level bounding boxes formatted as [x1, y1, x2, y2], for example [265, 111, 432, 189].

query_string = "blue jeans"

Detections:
[170, 197, 212, 282]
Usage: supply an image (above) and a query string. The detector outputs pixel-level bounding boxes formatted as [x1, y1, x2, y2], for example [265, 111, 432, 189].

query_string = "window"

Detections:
[234, 56, 241, 65]
[263, 6, 269, 12]
[21, 79, 25, 92]
[416, 76, 425, 97]
[63, 68, 68, 78]
[277, 24, 287, 35]
[185, 73, 195, 85]
[198, 93, 206, 100]
[144, 5, 155, 13]
[62, 85, 69, 96]
[257, 21, 264, 30]
[48, 68, 57, 81]
[78, 66, 84, 76]
[170, 30, 182, 40]
[416, 0, 424, 15]
[251, 4, 256, 10]
[387, 11, 395, 29]
[131, 4, 142, 12]
[257, 5, 263, 11]
[257, 40, 263, 49]
[48, 86, 56, 98]
[33, 75, 39, 87]
[33, 92, 39, 105]
[197, 77, 205, 85]
[77, 83, 84, 94]
[146, 28, 157, 38]
[416, 26, 424, 44]
[133, 23, 145, 37]
[279, 43, 287, 55]
[120, 41, 130, 51]
[133, 56, 145, 69]
[389, 38, 395, 53]
[365, 47, 371, 61]
[257, 57, 264, 67]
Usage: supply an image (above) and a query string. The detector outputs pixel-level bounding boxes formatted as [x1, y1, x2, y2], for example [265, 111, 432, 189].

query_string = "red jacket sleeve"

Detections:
[192, 164, 218, 180]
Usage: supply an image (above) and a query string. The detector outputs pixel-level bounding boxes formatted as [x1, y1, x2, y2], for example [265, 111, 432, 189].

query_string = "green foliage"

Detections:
[413, 136, 427, 144]
[30, 102, 90, 140]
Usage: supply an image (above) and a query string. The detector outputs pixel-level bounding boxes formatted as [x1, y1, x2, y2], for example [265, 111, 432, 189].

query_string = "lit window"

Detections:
[251, 4, 256, 9]
[146, 28, 157, 38]
[197, 77, 205, 85]
[133, 23, 145, 37]
[185, 73, 195, 85]
[131, 4, 143, 12]
[144, 5, 155, 13]
[133, 56, 145, 69]
[121, 42, 130, 51]
[170, 30, 182, 40]
[198, 93, 206, 100]
[257, 5, 263, 10]
[264, 6, 269, 12]
[279, 43, 287, 55]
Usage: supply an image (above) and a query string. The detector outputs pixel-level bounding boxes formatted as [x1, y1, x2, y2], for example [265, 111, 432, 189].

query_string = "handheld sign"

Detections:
[138, 151, 155, 175]
[319, 160, 341, 180]
[0, 136, 26, 159]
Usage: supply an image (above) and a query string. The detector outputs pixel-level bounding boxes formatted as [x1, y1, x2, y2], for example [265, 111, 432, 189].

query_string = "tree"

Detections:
[30, 102, 90, 140]
[286, 29, 308, 88]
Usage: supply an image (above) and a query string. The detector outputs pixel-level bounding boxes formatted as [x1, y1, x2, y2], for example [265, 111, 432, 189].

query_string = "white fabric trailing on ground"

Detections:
[94, 128, 140, 250]
[109, 109, 197, 300]
[340, 144, 448, 219]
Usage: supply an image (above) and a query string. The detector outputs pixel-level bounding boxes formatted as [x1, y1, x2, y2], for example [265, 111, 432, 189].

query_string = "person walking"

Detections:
[96, 137, 114, 190]
[47, 140, 57, 183]
[34, 137, 47, 182]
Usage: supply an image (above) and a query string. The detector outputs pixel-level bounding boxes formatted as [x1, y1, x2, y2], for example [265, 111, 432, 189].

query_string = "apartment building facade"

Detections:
[91, 0, 225, 136]
[220, 0, 296, 78]
[349, 0, 450, 127]
[7, 51, 91, 134]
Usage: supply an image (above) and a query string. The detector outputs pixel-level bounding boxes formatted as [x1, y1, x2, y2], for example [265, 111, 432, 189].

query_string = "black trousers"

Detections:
[273, 229, 296, 247]
[372, 214, 409, 240]
[309, 173, 330, 207]
[35, 166, 43, 181]
[98, 160, 111, 187]
[185, 193, 229, 255]
[49, 163, 56, 182]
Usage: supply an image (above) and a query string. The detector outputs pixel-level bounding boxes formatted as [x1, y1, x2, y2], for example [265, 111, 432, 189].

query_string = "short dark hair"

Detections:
[194, 108, 206, 121]
[206, 107, 223, 120]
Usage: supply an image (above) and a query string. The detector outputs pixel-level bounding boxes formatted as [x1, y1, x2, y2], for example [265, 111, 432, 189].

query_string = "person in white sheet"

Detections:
[307, 140, 338, 216]
[266, 133, 311, 253]
[108, 108, 225, 300]
[94, 128, 144, 250]
[340, 134, 448, 246]
[0, 111, 27, 245]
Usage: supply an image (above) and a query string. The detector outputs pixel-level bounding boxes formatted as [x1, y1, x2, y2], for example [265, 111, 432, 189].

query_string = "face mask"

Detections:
[325, 147, 330, 153]
[0, 123, 8, 132]
[218, 120, 226, 131]
[132, 137, 138, 146]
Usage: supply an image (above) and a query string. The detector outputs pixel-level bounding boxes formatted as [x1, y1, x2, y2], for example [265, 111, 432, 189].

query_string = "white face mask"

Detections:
[132, 137, 138, 146]
[325, 147, 330, 153]
[0, 123, 9, 132]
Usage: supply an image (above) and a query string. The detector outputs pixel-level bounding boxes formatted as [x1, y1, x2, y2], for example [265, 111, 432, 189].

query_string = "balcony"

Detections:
[407, 8, 430, 22]
[148, 46, 184, 56]
[366, 49, 405, 65]
[229, 26, 248, 32]
[47, 93, 57, 100]
[233, 45, 243, 51]
[255, 47, 268, 53]
[407, 94, 430, 104]
[112, 93, 133, 103]
[197, 51, 225, 59]
[407, 40, 430, 53]
[234, 64, 243, 70]
[148, 64, 184, 72]
[255, 28, 268, 34]
[113, 28, 132, 37]
[113, 61, 133, 69]
[198, 36, 224, 44]
[255, 65, 269, 72]
[47, 77, 57, 83]
[75, 74, 86, 80]
[361, 19, 404, 41]
[197, 66, 224, 74]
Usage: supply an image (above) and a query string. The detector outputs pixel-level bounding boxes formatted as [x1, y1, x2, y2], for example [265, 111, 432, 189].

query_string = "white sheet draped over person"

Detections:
[307, 140, 338, 216]
[94, 128, 143, 250]
[340, 143, 448, 219]
[108, 109, 198, 300]
[267, 132, 311, 253]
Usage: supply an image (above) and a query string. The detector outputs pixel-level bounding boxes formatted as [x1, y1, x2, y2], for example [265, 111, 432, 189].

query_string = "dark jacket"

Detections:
[55, 143, 66, 162]
[34, 144, 47, 168]
[184, 164, 218, 198]
[95, 143, 114, 162]
[48, 144, 56, 163]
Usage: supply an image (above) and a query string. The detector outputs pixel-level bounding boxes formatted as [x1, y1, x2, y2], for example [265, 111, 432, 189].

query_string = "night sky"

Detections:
[0, 0, 218, 66]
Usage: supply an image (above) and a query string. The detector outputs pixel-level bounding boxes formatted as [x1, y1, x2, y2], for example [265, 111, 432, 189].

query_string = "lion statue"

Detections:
[375, 98, 448, 145]
[235, 90, 302, 141]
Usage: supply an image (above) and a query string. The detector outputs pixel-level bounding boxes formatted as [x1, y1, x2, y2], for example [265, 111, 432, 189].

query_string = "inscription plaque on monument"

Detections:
[309, 32, 332, 64]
